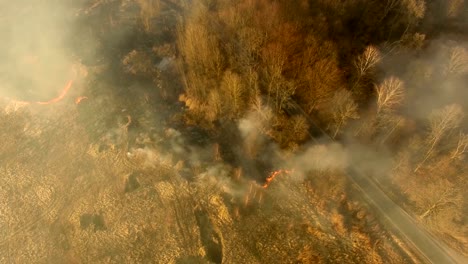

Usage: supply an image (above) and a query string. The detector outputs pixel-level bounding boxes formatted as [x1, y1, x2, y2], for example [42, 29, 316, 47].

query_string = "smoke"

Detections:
[397, 40, 468, 121]
[1, 1, 466, 262]
[284, 143, 349, 181]
[195, 164, 242, 197]
[0, 1, 76, 102]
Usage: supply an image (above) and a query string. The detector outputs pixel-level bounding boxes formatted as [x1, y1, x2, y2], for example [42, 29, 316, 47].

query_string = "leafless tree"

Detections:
[352, 46, 381, 93]
[443, 46, 468, 77]
[450, 132, 468, 160]
[375, 77, 405, 114]
[262, 43, 294, 112]
[276, 80, 296, 112]
[414, 104, 464, 172]
[380, 0, 426, 32]
[446, 0, 465, 18]
[400, 0, 426, 20]
[303, 57, 342, 113]
[230, 27, 266, 70]
[354, 46, 382, 78]
[381, 0, 401, 21]
[264, 68, 295, 113]
[206, 90, 222, 122]
[177, 6, 224, 89]
[221, 71, 245, 118]
[403, 32, 426, 50]
[245, 67, 259, 96]
[328, 89, 359, 139]
[428, 104, 464, 149]
[418, 179, 462, 220]
[251, 95, 273, 128]
[289, 115, 309, 143]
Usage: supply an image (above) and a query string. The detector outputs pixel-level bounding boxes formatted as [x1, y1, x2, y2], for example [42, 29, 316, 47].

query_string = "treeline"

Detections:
[174, 0, 468, 252]
[175, 0, 462, 145]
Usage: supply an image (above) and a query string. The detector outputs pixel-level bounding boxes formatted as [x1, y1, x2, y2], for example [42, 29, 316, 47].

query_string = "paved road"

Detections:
[288, 101, 465, 263]
[347, 167, 461, 264]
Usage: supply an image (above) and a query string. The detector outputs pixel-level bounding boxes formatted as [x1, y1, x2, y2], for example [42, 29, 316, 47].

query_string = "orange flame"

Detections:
[2, 63, 83, 107]
[263, 169, 293, 188]
[3, 78, 76, 108]
[36, 79, 74, 105]
[75, 96, 88, 105]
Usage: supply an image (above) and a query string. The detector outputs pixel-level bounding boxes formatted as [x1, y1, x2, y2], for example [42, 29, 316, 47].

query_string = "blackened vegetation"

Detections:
[79, 213, 106, 231]
[172, 123, 213, 147]
[216, 120, 276, 183]
[194, 208, 223, 264]
[124, 172, 141, 193]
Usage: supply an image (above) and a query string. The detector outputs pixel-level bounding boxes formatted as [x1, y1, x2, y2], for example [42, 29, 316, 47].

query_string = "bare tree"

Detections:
[375, 77, 405, 114]
[276, 80, 296, 112]
[354, 46, 382, 78]
[289, 115, 309, 143]
[414, 104, 464, 172]
[245, 67, 259, 95]
[400, 0, 426, 20]
[206, 90, 222, 122]
[427, 104, 464, 150]
[450, 132, 468, 160]
[221, 71, 245, 118]
[251, 95, 273, 130]
[381, 0, 401, 22]
[263, 67, 295, 113]
[328, 90, 359, 139]
[230, 27, 266, 70]
[176, 7, 226, 116]
[443, 46, 468, 77]
[400, 32, 426, 50]
[417, 179, 462, 220]
[352, 46, 381, 93]
[303, 58, 342, 113]
[262, 43, 292, 112]
[446, 0, 465, 18]
[177, 4, 224, 89]
[380, 0, 426, 32]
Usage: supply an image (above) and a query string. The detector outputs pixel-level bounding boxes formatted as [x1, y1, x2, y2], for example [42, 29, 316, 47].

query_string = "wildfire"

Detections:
[75, 96, 88, 105]
[263, 169, 293, 189]
[2, 62, 88, 107]
[36, 79, 74, 105]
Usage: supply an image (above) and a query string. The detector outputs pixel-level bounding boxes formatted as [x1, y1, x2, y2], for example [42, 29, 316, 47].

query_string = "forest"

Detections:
[0, 0, 467, 263]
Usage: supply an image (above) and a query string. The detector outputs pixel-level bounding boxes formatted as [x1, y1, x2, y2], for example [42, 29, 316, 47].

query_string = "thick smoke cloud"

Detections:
[0, 1, 75, 101]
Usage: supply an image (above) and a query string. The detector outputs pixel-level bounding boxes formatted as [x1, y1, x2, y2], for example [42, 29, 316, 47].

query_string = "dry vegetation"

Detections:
[0, 104, 420, 263]
[173, 0, 468, 258]
[1, 0, 467, 262]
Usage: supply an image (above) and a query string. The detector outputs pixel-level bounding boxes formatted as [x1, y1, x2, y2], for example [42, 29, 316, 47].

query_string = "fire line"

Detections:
[263, 169, 293, 189]
[2, 64, 84, 107]
[36, 79, 74, 105]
